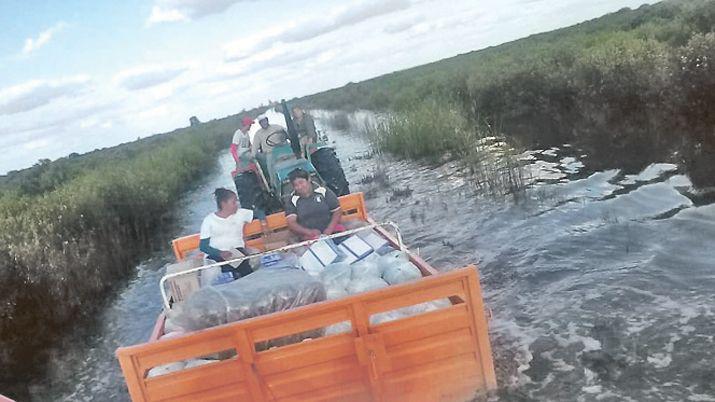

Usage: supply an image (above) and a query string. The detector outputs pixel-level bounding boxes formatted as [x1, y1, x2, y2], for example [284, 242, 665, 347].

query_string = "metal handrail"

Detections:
[160, 221, 404, 311]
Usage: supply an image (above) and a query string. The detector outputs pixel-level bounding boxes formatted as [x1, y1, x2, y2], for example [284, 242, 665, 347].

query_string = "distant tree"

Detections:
[189, 116, 201, 126]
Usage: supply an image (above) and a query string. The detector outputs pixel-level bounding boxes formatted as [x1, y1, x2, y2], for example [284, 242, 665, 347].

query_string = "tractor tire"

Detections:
[234, 171, 266, 213]
[311, 148, 350, 196]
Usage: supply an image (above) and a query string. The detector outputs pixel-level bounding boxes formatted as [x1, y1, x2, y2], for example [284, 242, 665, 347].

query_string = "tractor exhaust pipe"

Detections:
[281, 99, 302, 157]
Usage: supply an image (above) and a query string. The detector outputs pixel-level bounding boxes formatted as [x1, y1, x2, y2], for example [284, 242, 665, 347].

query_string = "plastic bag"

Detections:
[184, 359, 215, 369]
[370, 311, 403, 325]
[325, 321, 352, 336]
[326, 285, 349, 300]
[163, 318, 183, 334]
[382, 258, 421, 285]
[320, 262, 352, 289]
[371, 299, 452, 325]
[346, 276, 388, 295]
[376, 250, 409, 273]
[350, 255, 382, 280]
[198, 265, 225, 287]
[160, 331, 185, 340]
[426, 299, 452, 310]
[168, 268, 326, 349]
[147, 361, 185, 378]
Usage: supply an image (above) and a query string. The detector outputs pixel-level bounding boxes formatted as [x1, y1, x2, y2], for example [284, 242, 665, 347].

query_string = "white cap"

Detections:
[257, 114, 268, 121]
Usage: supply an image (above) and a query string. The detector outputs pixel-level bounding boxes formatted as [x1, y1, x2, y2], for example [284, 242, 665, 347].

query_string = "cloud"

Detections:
[383, 14, 426, 34]
[22, 22, 67, 55]
[0, 100, 119, 147]
[113, 64, 189, 90]
[0, 76, 91, 116]
[147, 6, 188, 24]
[147, 0, 246, 24]
[224, 0, 412, 61]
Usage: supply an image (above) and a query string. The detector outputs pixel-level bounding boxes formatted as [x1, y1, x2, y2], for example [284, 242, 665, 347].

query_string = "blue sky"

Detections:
[0, 0, 649, 174]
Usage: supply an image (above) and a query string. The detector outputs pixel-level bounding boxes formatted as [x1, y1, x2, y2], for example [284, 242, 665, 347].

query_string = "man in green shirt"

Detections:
[292, 107, 318, 157]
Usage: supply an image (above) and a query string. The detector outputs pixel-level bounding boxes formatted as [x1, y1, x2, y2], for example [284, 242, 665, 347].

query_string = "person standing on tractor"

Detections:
[285, 168, 345, 240]
[230, 116, 254, 163]
[251, 114, 288, 156]
[292, 107, 318, 157]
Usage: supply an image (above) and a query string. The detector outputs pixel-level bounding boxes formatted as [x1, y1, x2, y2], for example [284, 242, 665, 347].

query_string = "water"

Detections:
[27, 112, 715, 401]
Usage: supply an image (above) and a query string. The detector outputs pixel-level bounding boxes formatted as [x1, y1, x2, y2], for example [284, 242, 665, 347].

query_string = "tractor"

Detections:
[231, 100, 350, 218]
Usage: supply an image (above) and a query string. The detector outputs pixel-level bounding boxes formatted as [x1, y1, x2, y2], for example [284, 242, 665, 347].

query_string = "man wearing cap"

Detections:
[230, 116, 254, 163]
[251, 114, 288, 156]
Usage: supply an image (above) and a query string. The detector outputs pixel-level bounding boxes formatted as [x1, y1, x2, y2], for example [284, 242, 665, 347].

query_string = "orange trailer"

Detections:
[116, 193, 496, 401]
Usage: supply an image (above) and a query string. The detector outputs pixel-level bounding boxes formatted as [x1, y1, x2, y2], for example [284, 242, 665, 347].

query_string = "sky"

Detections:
[0, 0, 650, 174]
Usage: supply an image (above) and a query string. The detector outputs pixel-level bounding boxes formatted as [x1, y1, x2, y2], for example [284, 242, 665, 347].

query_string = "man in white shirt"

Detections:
[251, 114, 288, 156]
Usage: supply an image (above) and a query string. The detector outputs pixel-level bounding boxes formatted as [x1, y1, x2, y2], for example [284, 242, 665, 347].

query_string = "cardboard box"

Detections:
[263, 229, 293, 251]
[165, 257, 203, 303]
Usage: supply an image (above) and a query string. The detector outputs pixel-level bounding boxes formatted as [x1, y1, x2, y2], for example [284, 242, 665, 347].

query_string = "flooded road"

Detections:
[29, 111, 715, 401]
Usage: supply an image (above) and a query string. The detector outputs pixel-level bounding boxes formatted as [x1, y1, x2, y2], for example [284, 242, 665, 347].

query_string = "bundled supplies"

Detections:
[168, 267, 326, 349]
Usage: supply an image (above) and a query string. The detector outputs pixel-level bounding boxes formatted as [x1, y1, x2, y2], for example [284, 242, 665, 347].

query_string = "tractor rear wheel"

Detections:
[234, 171, 267, 215]
[311, 148, 350, 196]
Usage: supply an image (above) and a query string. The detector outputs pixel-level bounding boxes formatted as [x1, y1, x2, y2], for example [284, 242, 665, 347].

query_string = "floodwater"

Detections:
[27, 110, 715, 401]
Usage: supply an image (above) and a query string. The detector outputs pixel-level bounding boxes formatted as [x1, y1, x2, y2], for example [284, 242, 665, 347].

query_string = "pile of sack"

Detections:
[317, 249, 449, 331]
[153, 229, 450, 376]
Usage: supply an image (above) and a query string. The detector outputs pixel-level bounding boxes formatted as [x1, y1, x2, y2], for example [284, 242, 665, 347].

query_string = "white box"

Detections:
[359, 230, 389, 251]
[341, 235, 373, 260]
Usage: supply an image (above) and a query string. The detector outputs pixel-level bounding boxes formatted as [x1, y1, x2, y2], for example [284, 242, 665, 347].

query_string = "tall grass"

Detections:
[364, 100, 526, 197]
[0, 118, 239, 385]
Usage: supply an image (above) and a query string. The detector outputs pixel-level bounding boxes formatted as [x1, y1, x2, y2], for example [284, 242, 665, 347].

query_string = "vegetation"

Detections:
[300, 0, 715, 187]
[362, 99, 525, 196]
[325, 111, 351, 131]
[0, 113, 257, 386]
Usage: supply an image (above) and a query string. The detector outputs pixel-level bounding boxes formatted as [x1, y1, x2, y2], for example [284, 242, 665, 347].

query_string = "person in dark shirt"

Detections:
[285, 169, 344, 240]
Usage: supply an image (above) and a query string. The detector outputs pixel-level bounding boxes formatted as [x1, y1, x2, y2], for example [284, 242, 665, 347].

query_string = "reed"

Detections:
[0, 117, 239, 382]
[363, 100, 526, 197]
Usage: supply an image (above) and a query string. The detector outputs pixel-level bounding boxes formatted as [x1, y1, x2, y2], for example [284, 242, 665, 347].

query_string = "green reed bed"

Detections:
[363, 100, 526, 197]
[0, 119, 235, 381]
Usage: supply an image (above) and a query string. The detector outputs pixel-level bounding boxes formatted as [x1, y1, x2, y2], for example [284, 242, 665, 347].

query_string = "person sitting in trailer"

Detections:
[285, 168, 345, 241]
[199, 188, 255, 279]
[230, 116, 254, 163]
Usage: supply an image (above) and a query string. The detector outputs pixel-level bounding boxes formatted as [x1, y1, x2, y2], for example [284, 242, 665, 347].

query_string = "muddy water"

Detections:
[29, 111, 715, 401]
